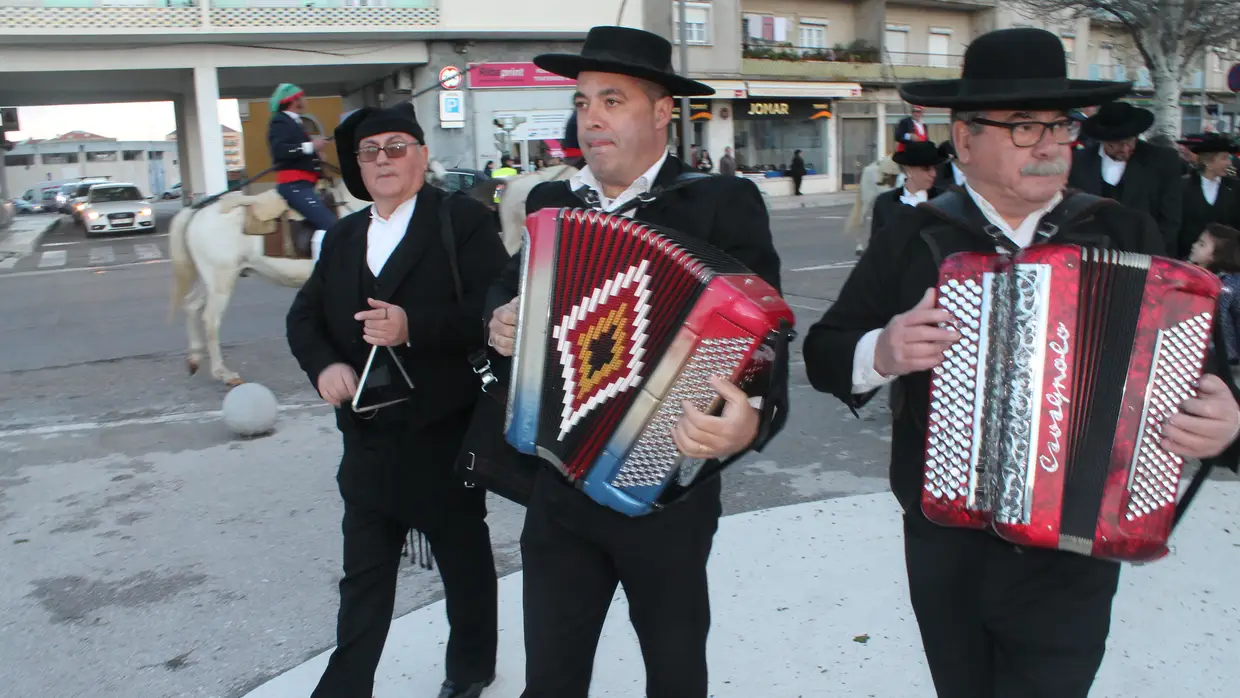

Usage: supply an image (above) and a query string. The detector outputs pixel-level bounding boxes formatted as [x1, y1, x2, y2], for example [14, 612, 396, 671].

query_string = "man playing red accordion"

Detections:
[484, 25, 786, 698]
[803, 28, 1240, 698]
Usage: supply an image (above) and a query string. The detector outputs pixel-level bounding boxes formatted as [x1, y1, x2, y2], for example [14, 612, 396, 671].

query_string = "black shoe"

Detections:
[436, 675, 495, 698]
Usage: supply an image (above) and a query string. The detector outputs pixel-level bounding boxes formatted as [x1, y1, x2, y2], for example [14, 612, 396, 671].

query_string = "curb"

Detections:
[766, 193, 855, 211]
[0, 215, 61, 259]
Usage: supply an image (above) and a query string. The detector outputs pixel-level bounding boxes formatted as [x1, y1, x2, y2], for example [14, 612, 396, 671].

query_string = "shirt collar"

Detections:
[570, 150, 670, 211]
[963, 182, 1063, 246]
[370, 193, 417, 225]
[282, 110, 302, 123]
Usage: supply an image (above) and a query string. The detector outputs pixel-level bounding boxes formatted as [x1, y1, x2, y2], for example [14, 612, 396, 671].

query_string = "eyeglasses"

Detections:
[357, 141, 419, 162]
[970, 117, 1081, 148]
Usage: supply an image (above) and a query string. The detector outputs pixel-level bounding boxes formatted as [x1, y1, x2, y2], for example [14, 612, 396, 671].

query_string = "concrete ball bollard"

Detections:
[221, 383, 279, 437]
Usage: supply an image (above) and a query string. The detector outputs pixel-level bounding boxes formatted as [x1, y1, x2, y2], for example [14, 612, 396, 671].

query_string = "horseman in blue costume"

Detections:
[268, 83, 338, 260]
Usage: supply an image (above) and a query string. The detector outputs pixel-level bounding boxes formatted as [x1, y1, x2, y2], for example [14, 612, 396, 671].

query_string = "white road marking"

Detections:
[0, 401, 327, 438]
[789, 303, 826, 312]
[790, 261, 857, 272]
[817, 216, 847, 220]
[38, 250, 67, 268]
[42, 241, 75, 247]
[0, 258, 168, 281]
[134, 243, 162, 261]
[88, 246, 115, 265]
[0, 256, 17, 270]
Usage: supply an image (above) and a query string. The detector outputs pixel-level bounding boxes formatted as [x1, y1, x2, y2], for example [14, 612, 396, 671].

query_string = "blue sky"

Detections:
[9, 100, 243, 142]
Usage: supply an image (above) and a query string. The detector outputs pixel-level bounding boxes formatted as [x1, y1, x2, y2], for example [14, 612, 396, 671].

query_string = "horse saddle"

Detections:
[221, 188, 331, 260]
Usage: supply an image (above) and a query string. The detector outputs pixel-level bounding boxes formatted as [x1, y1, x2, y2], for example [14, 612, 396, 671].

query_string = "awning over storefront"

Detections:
[701, 80, 749, 98]
[746, 81, 863, 99]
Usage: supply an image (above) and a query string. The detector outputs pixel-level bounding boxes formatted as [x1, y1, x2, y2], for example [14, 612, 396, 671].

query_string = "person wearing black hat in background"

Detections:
[802, 27, 1240, 698]
[1177, 133, 1240, 259]
[932, 139, 966, 191]
[285, 101, 509, 698]
[483, 25, 786, 698]
[870, 140, 946, 241]
[1067, 101, 1183, 252]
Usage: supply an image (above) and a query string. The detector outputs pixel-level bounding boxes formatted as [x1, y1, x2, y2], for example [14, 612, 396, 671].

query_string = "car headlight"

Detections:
[87, 211, 100, 220]
[75, 202, 85, 211]
[139, 208, 152, 217]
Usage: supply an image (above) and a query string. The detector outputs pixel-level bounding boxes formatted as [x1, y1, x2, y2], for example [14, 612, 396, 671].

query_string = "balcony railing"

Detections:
[742, 42, 964, 82]
[1089, 63, 1214, 90]
[0, 0, 437, 31]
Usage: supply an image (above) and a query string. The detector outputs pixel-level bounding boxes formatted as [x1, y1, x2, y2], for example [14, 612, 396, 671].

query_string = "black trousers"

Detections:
[519, 466, 722, 698]
[903, 513, 1122, 698]
[311, 501, 498, 697]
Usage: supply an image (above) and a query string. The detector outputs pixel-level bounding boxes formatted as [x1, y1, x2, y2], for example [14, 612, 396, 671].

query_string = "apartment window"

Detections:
[928, 28, 952, 68]
[42, 153, 78, 165]
[673, 2, 711, 45]
[744, 13, 789, 44]
[86, 151, 117, 162]
[148, 151, 164, 160]
[1099, 44, 1114, 78]
[1061, 34, 1075, 62]
[799, 19, 827, 52]
[885, 24, 910, 65]
[4, 154, 33, 167]
[123, 150, 144, 161]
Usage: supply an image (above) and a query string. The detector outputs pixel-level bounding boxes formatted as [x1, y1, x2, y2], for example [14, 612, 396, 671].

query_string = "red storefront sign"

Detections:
[467, 62, 578, 89]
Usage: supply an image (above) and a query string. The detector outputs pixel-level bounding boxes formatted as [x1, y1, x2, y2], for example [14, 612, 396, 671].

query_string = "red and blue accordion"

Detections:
[923, 244, 1221, 562]
[505, 208, 794, 516]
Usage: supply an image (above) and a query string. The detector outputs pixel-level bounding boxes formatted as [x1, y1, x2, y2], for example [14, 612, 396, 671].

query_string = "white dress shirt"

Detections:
[283, 110, 315, 155]
[1202, 175, 1221, 206]
[366, 194, 417, 276]
[951, 162, 966, 186]
[568, 150, 669, 217]
[899, 187, 929, 207]
[850, 184, 1065, 394]
[1099, 145, 1127, 187]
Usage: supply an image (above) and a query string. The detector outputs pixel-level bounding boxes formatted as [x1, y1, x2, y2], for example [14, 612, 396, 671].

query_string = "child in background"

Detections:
[1188, 223, 1240, 365]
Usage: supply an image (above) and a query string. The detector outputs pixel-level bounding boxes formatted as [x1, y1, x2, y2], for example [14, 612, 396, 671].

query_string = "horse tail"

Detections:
[168, 207, 197, 324]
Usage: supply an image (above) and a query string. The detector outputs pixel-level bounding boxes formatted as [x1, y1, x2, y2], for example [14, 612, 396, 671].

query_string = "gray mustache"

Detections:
[1021, 158, 1069, 176]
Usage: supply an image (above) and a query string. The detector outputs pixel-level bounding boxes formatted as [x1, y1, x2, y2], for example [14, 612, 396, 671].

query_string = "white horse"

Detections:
[169, 176, 366, 385]
[493, 165, 579, 254]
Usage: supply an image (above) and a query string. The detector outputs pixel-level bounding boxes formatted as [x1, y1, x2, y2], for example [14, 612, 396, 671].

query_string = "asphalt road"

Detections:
[0, 203, 895, 698]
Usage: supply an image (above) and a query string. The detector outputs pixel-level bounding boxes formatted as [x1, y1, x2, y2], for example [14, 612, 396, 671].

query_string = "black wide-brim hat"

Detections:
[534, 26, 715, 97]
[1188, 133, 1240, 154]
[893, 141, 948, 168]
[899, 28, 1132, 110]
[334, 102, 425, 202]
[1081, 101, 1154, 141]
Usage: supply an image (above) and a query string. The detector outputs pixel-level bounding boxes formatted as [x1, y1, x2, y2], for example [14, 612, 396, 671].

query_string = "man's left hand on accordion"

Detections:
[671, 376, 761, 461]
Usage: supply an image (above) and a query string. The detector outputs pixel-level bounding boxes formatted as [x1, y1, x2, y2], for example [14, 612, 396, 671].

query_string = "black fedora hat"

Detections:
[334, 101, 425, 202]
[1081, 101, 1154, 141]
[899, 28, 1131, 110]
[893, 141, 947, 168]
[1188, 133, 1240, 154]
[534, 26, 715, 97]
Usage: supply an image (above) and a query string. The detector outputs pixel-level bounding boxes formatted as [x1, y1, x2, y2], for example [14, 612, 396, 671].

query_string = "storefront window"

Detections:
[733, 99, 831, 175]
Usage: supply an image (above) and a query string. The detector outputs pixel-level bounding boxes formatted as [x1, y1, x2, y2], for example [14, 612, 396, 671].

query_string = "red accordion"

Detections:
[923, 244, 1221, 562]
[504, 208, 794, 516]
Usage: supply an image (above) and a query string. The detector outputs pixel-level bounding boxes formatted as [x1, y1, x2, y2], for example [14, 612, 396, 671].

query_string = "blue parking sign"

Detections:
[440, 90, 465, 128]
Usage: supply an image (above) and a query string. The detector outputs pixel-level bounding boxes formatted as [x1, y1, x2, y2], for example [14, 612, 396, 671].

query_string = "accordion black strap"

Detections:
[436, 189, 504, 404]
[918, 189, 1116, 257]
[570, 171, 713, 214]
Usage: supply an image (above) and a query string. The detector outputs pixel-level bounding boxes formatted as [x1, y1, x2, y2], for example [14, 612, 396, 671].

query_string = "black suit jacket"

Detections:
[286, 187, 510, 517]
[268, 112, 321, 174]
[870, 186, 942, 242]
[1068, 140, 1183, 252]
[803, 190, 1240, 518]
[483, 156, 787, 508]
[1177, 172, 1240, 258]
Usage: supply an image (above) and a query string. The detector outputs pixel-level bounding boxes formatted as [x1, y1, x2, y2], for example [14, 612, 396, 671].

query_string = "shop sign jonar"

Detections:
[741, 100, 833, 120]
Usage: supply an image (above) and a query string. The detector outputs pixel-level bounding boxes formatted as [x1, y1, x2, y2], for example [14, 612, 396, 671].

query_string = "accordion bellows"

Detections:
[506, 208, 794, 516]
[923, 244, 1221, 562]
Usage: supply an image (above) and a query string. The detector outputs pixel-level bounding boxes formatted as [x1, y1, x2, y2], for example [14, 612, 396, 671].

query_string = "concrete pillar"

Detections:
[876, 101, 888, 158]
[707, 99, 734, 171]
[175, 89, 204, 200]
[827, 112, 840, 191]
[192, 65, 229, 196]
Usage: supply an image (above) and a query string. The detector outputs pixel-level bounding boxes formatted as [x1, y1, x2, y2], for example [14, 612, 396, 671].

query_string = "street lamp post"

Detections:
[678, 0, 691, 163]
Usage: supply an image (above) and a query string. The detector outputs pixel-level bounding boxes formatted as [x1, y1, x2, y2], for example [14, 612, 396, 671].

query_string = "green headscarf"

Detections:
[269, 83, 304, 113]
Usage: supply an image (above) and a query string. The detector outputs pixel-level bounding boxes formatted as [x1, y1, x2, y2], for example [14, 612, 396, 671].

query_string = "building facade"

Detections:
[3, 133, 179, 198]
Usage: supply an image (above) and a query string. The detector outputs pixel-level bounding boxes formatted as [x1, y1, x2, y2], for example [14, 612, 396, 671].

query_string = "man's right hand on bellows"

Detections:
[874, 288, 960, 378]
[488, 297, 519, 357]
[311, 136, 328, 153]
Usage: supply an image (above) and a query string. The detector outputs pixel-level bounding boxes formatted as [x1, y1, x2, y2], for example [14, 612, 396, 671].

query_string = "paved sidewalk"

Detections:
[242, 482, 1240, 698]
[0, 213, 61, 261]
[767, 190, 856, 210]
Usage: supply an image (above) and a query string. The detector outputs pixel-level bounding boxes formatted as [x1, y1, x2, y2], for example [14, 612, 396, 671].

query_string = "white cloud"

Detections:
[8, 100, 242, 142]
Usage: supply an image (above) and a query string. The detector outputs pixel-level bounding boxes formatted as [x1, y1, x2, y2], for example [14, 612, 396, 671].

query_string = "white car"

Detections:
[80, 183, 155, 236]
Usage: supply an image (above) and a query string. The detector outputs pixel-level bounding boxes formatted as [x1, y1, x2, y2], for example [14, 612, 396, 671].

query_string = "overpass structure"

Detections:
[0, 0, 663, 200]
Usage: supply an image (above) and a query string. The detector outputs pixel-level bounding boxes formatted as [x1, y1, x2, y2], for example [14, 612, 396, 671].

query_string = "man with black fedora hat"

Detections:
[803, 27, 1240, 698]
[932, 138, 966, 192]
[286, 100, 508, 698]
[1067, 100, 1183, 251]
[870, 140, 948, 241]
[483, 25, 787, 698]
